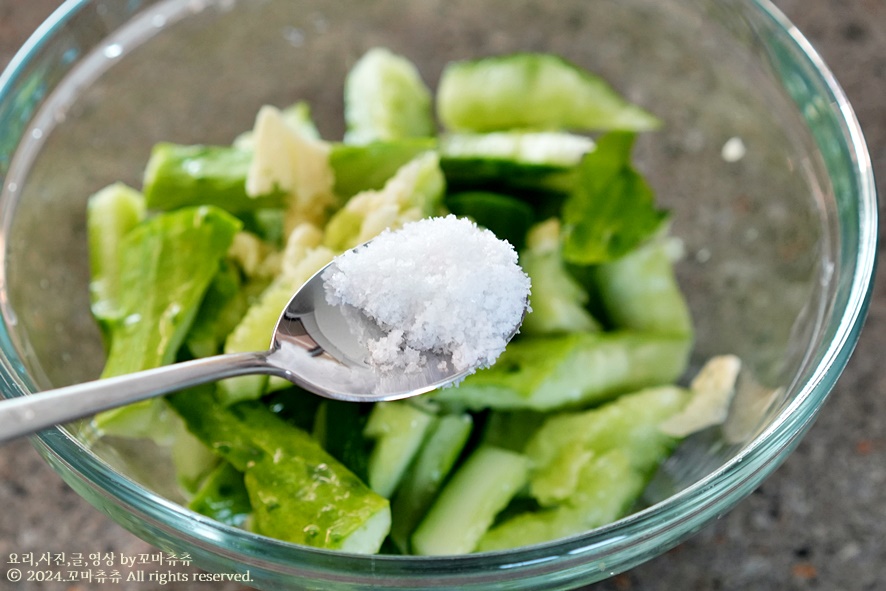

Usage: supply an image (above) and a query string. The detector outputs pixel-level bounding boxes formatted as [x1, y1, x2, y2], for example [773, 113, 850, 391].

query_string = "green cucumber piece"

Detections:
[411, 446, 529, 555]
[481, 410, 548, 453]
[519, 219, 600, 335]
[143, 143, 284, 213]
[168, 388, 390, 553]
[188, 461, 251, 528]
[364, 401, 436, 498]
[594, 237, 693, 337]
[218, 225, 334, 405]
[390, 413, 474, 552]
[185, 260, 248, 359]
[323, 151, 445, 252]
[561, 132, 669, 265]
[432, 331, 691, 411]
[344, 47, 434, 144]
[86, 182, 146, 339]
[314, 400, 374, 484]
[444, 191, 534, 251]
[527, 385, 689, 506]
[439, 131, 591, 196]
[93, 206, 241, 437]
[330, 139, 436, 198]
[476, 449, 643, 551]
[437, 53, 660, 132]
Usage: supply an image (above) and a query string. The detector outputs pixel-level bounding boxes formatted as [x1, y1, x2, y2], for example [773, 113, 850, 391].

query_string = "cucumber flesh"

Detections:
[86, 182, 146, 338]
[527, 385, 689, 504]
[344, 47, 434, 144]
[476, 449, 643, 551]
[169, 388, 390, 553]
[364, 401, 436, 498]
[438, 53, 660, 132]
[432, 331, 691, 411]
[188, 461, 251, 528]
[390, 413, 474, 552]
[411, 445, 529, 555]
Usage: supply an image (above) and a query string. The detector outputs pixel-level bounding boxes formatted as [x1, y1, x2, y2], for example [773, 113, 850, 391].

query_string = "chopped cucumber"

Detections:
[594, 236, 693, 337]
[344, 47, 434, 144]
[519, 219, 600, 335]
[168, 388, 390, 553]
[314, 399, 373, 483]
[527, 385, 689, 505]
[477, 449, 643, 552]
[411, 446, 529, 555]
[188, 461, 252, 528]
[480, 410, 547, 453]
[432, 331, 691, 411]
[143, 143, 284, 213]
[444, 191, 534, 251]
[437, 53, 660, 132]
[330, 139, 437, 198]
[86, 182, 146, 340]
[561, 132, 669, 265]
[247, 104, 338, 232]
[323, 151, 445, 252]
[364, 402, 436, 498]
[439, 131, 591, 195]
[93, 206, 241, 436]
[218, 224, 334, 405]
[390, 413, 473, 552]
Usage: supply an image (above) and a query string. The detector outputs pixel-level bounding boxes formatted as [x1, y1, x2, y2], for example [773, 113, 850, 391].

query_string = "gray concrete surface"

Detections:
[0, 1, 884, 589]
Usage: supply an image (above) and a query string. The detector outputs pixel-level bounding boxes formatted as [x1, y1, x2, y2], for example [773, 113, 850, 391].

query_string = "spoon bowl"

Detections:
[0, 255, 525, 444]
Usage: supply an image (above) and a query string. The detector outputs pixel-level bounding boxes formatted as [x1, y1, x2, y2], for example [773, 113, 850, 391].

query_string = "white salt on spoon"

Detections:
[323, 215, 531, 379]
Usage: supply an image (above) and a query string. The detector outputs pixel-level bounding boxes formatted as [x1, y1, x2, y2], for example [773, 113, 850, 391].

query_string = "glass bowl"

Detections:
[0, 0, 876, 589]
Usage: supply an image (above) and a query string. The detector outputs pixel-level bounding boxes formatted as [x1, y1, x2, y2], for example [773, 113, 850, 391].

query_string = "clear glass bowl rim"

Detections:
[0, 0, 877, 586]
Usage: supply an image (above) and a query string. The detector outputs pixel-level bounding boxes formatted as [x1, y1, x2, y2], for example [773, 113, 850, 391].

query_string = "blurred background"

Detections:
[0, 1, 884, 589]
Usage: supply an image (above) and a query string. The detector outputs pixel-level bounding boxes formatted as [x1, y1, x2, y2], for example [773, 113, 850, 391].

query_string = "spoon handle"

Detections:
[0, 351, 274, 445]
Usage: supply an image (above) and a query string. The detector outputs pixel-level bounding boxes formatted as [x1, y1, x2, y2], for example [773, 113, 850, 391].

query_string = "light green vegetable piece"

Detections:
[594, 235, 693, 337]
[323, 151, 445, 252]
[411, 446, 529, 555]
[344, 47, 435, 144]
[560, 132, 668, 265]
[439, 131, 592, 196]
[168, 388, 391, 553]
[143, 143, 284, 213]
[520, 218, 600, 335]
[218, 223, 335, 405]
[247, 104, 339, 234]
[330, 139, 436, 198]
[390, 412, 474, 552]
[93, 206, 241, 436]
[432, 331, 691, 411]
[476, 449, 643, 551]
[188, 461, 252, 528]
[527, 385, 689, 505]
[364, 401, 436, 499]
[87, 182, 146, 340]
[437, 53, 660, 133]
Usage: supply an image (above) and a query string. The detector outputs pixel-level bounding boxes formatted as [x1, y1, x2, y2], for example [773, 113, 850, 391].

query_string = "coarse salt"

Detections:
[322, 215, 531, 376]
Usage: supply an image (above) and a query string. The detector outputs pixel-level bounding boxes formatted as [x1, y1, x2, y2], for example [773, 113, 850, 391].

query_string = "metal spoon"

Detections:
[0, 260, 525, 444]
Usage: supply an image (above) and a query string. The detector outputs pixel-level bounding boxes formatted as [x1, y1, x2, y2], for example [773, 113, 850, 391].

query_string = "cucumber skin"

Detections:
[144, 143, 285, 213]
[411, 446, 529, 555]
[477, 449, 643, 552]
[364, 402, 436, 499]
[432, 331, 691, 411]
[168, 388, 390, 553]
[87, 182, 146, 340]
[594, 238, 693, 337]
[438, 53, 660, 133]
[390, 413, 474, 552]
[188, 461, 251, 528]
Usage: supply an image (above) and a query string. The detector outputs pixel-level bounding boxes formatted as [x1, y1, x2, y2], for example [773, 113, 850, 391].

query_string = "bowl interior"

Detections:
[0, 0, 872, 587]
